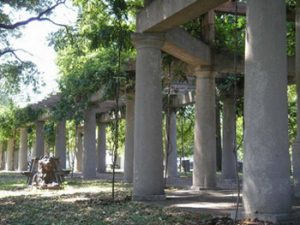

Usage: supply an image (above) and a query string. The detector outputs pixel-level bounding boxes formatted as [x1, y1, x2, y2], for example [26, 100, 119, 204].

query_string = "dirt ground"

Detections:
[97, 172, 300, 221]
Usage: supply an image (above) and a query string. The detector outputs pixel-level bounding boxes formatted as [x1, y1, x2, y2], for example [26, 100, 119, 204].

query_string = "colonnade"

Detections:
[129, 0, 293, 221]
[0, 0, 298, 221]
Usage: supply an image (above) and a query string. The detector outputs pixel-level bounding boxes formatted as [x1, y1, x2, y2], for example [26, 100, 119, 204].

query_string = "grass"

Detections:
[0, 172, 210, 225]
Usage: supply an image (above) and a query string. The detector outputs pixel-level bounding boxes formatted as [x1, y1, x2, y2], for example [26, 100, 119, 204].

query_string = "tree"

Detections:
[0, 0, 67, 96]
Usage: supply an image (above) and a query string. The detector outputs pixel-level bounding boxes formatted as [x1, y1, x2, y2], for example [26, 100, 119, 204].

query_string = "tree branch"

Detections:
[0, 0, 66, 30]
[39, 18, 69, 29]
[0, 48, 32, 63]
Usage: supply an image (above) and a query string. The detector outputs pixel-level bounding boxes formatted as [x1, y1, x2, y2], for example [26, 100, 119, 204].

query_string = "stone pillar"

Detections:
[124, 93, 135, 183]
[166, 109, 178, 180]
[193, 67, 216, 189]
[221, 92, 236, 180]
[293, 0, 300, 197]
[0, 142, 3, 170]
[34, 121, 45, 158]
[18, 128, 28, 171]
[75, 128, 83, 172]
[144, 0, 153, 7]
[97, 122, 107, 173]
[55, 120, 66, 169]
[216, 99, 222, 172]
[6, 138, 14, 171]
[14, 148, 18, 171]
[83, 108, 97, 178]
[243, 0, 291, 220]
[44, 142, 50, 156]
[132, 33, 165, 200]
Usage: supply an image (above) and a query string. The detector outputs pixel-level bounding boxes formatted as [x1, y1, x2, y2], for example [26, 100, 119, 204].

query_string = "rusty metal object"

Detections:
[21, 156, 70, 189]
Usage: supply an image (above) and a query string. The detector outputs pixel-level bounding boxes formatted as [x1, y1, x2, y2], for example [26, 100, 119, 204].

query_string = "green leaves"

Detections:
[0, 103, 43, 141]
[49, 0, 140, 123]
[0, 60, 40, 95]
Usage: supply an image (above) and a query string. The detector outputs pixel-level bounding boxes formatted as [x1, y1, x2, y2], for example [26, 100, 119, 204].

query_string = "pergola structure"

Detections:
[12, 91, 127, 179]
[131, 0, 299, 222]
[1, 0, 299, 222]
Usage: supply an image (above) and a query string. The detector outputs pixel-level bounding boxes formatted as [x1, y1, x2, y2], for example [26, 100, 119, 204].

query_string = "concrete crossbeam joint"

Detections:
[132, 32, 165, 200]
[137, 0, 227, 32]
[163, 28, 211, 66]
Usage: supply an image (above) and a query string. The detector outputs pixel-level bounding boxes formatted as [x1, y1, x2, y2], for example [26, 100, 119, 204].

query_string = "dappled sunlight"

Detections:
[171, 202, 235, 210]
[0, 181, 113, 199]
[59, 196, 90, 203]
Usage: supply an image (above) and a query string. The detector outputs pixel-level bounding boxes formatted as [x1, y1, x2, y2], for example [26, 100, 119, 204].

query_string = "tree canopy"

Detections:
[0, 0, 66, 96]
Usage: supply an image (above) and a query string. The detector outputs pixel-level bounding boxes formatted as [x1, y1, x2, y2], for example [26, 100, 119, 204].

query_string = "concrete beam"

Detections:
[96, 111, 125, 123]
[172, 91, 195, 107]
[213, 52, 295, 81]
[214, 2, 246, 16]
[213, 51, 244, 74]
[137, 0, 227, 32]
[214, 2, 294, 22]
[163, 28, 211, 66]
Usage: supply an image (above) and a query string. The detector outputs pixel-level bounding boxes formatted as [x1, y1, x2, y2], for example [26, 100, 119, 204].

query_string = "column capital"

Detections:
[131, 32, 165, 49]
[194, 65, 214, 78]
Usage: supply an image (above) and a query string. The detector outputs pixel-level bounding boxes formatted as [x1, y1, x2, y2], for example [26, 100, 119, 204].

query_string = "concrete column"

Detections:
[6, 138, 14, 171]
[124, 93, 135, 183]
[166, 109, 178, 180]
[243, 0, 291, 220]
[193, 67, 216, 189]
[55, 120, 66, 169]
[34, 121, 45, 158]
[44, 142, 50, 156]
[18, 128, 28, 171]
[14, 148, 18, 171]
[293, 0, 300, 197]
[0, 142, 3, 170]
[75, 128, 83, 172]
[216, 99, 222, 172]
[97, 122, 106, 173]
[221, 93, 236, 180]
[83, 108, 97, 178]
[132, 33, 165, 200]
[144, 0, 153, 7]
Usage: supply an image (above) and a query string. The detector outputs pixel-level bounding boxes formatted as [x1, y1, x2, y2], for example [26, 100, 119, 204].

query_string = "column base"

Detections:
[293, 142, 300, 197]
[123, 178, 133, 184]
[294, 192, 300, 198]
[231, 211, 297, 224]
[191, 185, 218, 191]
[83, 174, 97, 179]
[219, 178, 238, 189]
[132, 194, 166, 201]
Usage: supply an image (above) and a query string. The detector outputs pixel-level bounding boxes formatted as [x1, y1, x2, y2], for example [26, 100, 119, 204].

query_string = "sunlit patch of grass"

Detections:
[0, 172, 209, 225]
[0, 172, 27, 191]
